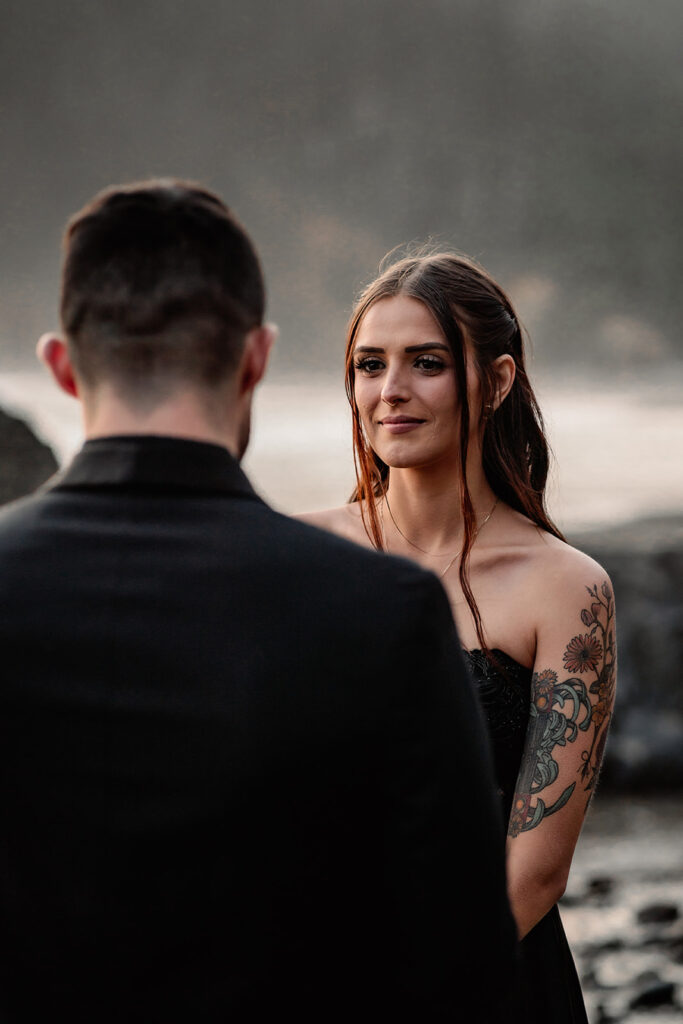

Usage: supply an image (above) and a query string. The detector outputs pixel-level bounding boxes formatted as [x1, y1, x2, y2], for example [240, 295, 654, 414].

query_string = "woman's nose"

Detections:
[380, 369, 409, 406]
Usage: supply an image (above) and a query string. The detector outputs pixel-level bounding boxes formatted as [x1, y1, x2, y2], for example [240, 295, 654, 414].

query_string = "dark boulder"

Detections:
[0, 405, 58, 506]
[570, 516, 683, 790]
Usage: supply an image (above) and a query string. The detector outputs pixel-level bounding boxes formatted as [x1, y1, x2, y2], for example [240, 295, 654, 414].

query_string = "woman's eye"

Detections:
[354, 358, 384, 374]
[415, 356, 444, 373]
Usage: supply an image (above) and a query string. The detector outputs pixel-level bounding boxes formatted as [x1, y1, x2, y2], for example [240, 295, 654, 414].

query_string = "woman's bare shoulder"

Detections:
[520, 523, 614, 622]
[294, 503, 373, 546]
[534, 528, 608, 586]
[490, 516, 615, 664]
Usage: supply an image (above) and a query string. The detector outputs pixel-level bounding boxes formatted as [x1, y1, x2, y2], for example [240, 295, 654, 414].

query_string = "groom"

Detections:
[0, 181, 516, 1021]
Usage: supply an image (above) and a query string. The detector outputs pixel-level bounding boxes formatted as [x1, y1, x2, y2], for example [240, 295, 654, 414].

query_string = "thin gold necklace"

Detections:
[381, 495, 499, 579]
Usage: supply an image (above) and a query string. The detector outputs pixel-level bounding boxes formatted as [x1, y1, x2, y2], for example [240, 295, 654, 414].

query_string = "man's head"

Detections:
[39, 179, 275, 456]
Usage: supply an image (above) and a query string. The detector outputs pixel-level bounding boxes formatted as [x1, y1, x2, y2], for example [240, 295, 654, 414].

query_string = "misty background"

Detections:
[2, 0, 682, 377]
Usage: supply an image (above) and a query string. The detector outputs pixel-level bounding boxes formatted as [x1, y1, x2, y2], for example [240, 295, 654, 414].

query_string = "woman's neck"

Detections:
[382, 457, 497, 557]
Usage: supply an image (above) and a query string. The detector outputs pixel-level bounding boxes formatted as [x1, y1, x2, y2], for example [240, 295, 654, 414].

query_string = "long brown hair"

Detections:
[345, 250, 565, 653]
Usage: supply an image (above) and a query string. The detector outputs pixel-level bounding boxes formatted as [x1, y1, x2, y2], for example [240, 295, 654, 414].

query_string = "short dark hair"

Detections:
[60, 179, 265, 393]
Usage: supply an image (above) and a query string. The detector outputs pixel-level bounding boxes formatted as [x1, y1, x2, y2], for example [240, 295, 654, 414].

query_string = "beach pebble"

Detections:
[636, 902, 680, 925]
[628, 978, 677, 1009]
[586, 875, 615, 899]
[666, 936, 683, 964]
[593, 938, 624, 954]
[580, 968, 603, 991]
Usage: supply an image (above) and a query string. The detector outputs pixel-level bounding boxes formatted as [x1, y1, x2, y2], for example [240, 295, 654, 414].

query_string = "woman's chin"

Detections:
[378, 450, 441, 472]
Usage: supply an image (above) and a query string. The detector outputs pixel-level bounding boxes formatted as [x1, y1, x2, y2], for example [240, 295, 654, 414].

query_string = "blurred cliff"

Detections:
[1, 0, 682, 375]
[0, 407, 57, 504]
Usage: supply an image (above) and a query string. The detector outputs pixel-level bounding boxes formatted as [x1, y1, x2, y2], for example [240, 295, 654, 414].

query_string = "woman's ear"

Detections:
[490, 354, 516, 411]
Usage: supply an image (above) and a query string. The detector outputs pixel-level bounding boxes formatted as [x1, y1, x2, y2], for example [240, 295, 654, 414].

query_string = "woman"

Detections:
[300, 252, 616, 1022]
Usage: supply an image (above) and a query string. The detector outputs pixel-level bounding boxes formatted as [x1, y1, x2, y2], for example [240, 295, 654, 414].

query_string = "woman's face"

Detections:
[352, 294, 481, 471]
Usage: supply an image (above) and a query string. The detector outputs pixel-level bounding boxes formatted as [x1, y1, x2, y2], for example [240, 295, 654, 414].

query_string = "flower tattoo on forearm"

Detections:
[508, 581, 616, 837]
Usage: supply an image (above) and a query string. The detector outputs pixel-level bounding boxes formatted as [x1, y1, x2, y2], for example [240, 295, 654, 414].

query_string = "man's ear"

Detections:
[238, 323, 277, 396]
[491, 353, 516, 410]
[37, 334, 80, 398]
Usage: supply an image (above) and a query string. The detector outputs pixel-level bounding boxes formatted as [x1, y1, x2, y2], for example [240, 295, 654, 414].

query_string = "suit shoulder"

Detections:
[0, 491, 48, 536]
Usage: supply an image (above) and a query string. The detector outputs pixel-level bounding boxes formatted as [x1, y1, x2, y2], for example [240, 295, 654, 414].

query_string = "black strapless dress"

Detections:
[465, 649, 588, 1024]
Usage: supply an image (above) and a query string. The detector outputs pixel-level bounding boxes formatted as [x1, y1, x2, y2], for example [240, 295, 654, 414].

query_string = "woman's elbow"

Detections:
[550, 870, 568, 905]
[509, 866, 570, 939]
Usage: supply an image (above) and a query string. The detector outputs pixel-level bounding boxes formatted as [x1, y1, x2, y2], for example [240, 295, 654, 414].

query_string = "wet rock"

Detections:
[580, 961, 624, 991]
[595, 1005, 619, 1024]
[587, 937, 625, 955]
[666, 936, 683, 964]
[640, 924, 683, 948]
[580, 967, 603, 990]
[634, 969, 663, 987]
[0, 405, 58, 505]
[628, 978, 677, 1009]
[641, 933, 674, 948]
[637, 902, 680, 925]
[587, 875, 615, 899]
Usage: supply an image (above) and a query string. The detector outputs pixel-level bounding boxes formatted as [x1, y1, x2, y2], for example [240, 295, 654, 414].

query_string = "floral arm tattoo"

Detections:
[508, 581, 616, 837]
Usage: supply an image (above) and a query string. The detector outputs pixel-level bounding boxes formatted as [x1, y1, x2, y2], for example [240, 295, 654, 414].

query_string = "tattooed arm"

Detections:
[506, 558, 617, 939]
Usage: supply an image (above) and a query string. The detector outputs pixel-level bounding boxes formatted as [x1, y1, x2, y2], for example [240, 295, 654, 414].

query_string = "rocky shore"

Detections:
[562, 795, 683, 1023]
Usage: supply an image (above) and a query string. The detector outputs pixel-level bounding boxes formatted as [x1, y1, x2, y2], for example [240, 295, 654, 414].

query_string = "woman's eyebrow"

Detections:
[404, 343, 450, 353]
[354, 342, 450, 354]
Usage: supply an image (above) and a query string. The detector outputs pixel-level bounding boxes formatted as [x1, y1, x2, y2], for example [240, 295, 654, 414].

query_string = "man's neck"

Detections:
[81, 386, 241, 456]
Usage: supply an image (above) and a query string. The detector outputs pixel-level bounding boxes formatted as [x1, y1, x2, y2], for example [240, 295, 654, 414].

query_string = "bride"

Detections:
[300, 251, 616, 1022]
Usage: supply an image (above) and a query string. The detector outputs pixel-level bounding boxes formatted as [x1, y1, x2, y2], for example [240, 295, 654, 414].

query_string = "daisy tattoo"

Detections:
[508, 581, 616, 837]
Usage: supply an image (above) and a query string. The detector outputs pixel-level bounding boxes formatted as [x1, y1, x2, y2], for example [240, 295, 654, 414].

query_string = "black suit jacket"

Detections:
[0, 436, 516, 1021]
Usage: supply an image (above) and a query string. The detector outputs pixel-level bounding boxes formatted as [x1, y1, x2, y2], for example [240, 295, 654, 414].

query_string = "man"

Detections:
[0, 181, 516, 1021]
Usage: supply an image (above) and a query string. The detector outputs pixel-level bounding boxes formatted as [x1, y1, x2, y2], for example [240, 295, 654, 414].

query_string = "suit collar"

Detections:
[50, 435, 261, 500]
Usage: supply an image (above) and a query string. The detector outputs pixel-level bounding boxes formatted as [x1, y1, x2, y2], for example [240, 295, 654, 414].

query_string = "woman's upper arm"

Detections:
[507, 553, 617, 884]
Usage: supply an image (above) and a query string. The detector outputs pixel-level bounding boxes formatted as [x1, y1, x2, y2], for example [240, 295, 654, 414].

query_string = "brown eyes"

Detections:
[354, 357, 384, 374]
[414, 356, 445, 373]
[353, 356, 446, 375]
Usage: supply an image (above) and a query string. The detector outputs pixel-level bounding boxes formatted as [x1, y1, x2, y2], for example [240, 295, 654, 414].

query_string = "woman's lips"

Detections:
[379, 417, 425, 434]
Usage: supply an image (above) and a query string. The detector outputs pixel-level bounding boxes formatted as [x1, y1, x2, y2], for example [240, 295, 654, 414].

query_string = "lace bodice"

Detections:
[464, 649, 532, 816]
